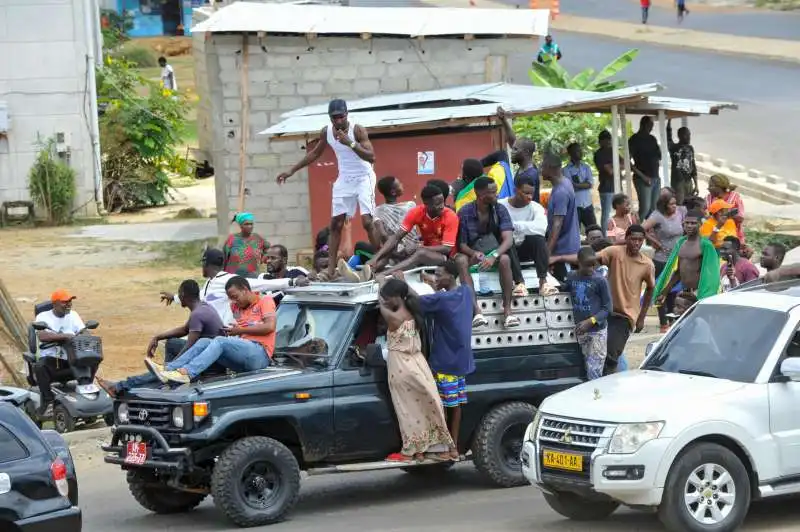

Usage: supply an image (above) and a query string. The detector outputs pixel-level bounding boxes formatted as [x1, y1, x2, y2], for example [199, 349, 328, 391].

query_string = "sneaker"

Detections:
[512, 283, 528, 297]
[472, 314, 489, 328]
[144, 358, 167, 383]
[359, 263, 373, 282]
[159, 370, 190, 385]
[337, 258, 361, 283]
[95, 377, 117, 399]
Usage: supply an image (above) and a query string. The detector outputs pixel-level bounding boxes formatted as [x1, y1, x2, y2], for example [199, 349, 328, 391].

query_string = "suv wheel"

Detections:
[472, 401, 535, 487]
[127, 471, 207, 514]
[543, 491, 619, 520]
[658, 442, 750, 532]
[211, 436, 301, 527]
[53, 404, 74, 433]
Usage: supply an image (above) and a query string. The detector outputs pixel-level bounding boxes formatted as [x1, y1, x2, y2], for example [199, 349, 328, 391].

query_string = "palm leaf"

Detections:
[569, 68, 596, 90]
[528, 61, 568, 88]
[586, 48, 640, 91]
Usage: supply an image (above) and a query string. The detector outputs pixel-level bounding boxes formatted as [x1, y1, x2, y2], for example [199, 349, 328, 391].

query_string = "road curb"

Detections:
[421, 0, 800, 65]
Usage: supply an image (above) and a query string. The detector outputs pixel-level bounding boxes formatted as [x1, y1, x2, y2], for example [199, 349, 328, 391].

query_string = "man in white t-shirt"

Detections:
[159, 56, 177, 91]
[276, 99, 379, 280]
[33, 289, 86, 415]
[498, 174, 556, 295]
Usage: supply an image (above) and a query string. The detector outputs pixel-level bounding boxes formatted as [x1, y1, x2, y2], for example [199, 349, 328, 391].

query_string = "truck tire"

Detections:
[472, 401, 535, 488]
[543, 491, 619, 521]
[658, 442, 750, 532]
[211, 436, 301, 527]
[127, 471, 207, 514]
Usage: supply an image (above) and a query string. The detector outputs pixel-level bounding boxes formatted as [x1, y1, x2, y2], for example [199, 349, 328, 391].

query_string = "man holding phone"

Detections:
[719, 236, 759, 291]
[277, 99, 379, 280]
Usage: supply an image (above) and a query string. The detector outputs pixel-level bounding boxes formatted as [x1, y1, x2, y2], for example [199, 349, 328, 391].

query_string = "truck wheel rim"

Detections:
[683, 462, 736, 525]
[241, 461, 281, 510]
[501, 423, 525, 470]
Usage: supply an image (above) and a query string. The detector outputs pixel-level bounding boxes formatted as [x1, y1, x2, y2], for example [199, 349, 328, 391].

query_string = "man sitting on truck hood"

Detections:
[160, 248, 307, 326]
[154, 276, 276, 385]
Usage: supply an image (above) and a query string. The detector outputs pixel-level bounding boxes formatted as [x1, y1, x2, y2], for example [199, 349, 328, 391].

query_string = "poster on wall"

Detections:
[417, 151, 435, 175]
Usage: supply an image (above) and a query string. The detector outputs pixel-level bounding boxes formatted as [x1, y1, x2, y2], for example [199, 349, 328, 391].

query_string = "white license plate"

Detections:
[125, 442, 148, 465]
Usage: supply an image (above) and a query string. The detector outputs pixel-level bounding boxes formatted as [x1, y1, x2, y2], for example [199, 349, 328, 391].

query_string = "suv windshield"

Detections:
[273, 303, 354, 366]
[642, 304, 786, 383]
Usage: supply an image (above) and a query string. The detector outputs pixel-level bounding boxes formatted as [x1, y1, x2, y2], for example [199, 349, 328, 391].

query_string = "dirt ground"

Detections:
[0, 226, 204, 382]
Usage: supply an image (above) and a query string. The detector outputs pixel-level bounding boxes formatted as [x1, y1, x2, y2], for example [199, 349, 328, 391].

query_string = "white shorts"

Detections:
[331, 173, 376, 218]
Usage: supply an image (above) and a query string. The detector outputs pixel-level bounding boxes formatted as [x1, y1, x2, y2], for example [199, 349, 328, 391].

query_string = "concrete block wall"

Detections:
[0, 0, 98, 216]
[197, 33, 534, 254]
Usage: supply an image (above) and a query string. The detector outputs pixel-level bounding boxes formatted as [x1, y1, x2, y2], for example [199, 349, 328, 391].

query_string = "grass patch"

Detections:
[114, 44, 158, 67]
[745, 229, 800, 254]
[755, 0, 800, 9]
[147, 238, 218, 270]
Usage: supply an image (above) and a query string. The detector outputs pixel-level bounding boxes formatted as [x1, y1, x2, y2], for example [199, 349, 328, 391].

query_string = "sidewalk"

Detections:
[423, 0, 800, 64]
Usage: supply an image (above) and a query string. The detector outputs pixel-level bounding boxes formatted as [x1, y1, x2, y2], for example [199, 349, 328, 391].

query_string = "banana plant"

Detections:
[528, 48, 640, 93]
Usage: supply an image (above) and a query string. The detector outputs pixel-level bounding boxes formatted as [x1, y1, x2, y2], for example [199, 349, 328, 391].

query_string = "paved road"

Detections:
[507, 33, 799, 180]
[496, 0, 800, 41]
[72, 219, 217, 242]
[78, 460, 800, 531]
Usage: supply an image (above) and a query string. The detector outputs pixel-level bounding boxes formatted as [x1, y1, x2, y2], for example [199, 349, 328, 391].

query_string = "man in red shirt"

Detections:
[641, 0, 651, 24]
[154, 276, 276, 384]
[368, 184, 459, 275]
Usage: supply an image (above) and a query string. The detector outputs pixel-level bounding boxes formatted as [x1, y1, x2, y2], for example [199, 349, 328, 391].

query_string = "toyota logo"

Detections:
[138, 410, 149, 421]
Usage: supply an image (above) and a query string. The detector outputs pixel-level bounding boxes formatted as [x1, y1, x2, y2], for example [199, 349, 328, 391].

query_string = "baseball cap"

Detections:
[708, 199, 733, 215]
[328, 99, 347, 116]
[51, 289, 76, 303]
[202, 248, 225, 267]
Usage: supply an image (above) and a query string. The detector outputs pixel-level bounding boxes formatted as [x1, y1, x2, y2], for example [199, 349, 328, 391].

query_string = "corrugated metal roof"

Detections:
[625, 96, 739, 116]
[261, 83, 664, 139]
[192, 2, 550, 37]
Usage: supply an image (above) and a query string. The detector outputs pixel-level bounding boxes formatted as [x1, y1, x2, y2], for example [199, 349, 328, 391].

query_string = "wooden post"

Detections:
[611, 105, 621, 194]
[621, 106, 633, 199]
[237, 35, 250, 213]
[658, 110, 670, 190]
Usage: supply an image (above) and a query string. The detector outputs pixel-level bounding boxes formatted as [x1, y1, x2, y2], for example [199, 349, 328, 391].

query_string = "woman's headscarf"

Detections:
[233, 212, 254, 225]
[709, 174, 736, 193]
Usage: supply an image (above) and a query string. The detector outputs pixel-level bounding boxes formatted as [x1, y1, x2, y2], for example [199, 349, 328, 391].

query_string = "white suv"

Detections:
[521, 280, 800, 532]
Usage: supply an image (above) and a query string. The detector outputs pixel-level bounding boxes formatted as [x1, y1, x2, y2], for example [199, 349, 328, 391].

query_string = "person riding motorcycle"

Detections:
[33, 289, 86, 417]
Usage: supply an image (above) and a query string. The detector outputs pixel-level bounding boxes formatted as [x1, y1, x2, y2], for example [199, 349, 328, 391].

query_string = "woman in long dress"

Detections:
[378, 278, 455, 462]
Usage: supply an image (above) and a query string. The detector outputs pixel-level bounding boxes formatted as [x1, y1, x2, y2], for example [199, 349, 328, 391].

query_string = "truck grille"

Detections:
[126, 401, 172, 430]
[536, 415, 617, 482]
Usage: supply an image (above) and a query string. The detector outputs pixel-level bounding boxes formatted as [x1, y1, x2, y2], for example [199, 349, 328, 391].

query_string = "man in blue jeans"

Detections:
[154, 276, 276, 384]
[96, 279, 225, 397]
[628, 116, 662, 221]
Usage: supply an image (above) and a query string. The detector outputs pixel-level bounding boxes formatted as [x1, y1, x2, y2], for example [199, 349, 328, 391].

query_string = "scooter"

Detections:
[21, 302, 114, 433]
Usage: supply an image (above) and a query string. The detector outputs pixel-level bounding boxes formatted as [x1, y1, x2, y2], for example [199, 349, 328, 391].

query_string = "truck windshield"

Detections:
[642, 304, 786, 383]
[273, 303, 354, 366]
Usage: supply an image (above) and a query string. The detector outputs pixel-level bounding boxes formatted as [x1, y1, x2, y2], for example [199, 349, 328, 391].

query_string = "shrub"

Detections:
[114, 45, 158, 68]
[28, 137, 77, 225]
[100, 9, 133, 50]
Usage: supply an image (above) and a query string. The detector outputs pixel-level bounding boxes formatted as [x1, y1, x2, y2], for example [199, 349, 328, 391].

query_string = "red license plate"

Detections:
[125, 442, 148, 465]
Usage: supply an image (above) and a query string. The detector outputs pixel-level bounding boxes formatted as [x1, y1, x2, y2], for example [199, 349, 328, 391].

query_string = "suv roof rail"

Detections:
[285, 281, 379, 298]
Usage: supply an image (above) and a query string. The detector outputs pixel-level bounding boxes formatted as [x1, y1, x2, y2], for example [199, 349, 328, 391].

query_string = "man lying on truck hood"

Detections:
[159, 248, 308, 324]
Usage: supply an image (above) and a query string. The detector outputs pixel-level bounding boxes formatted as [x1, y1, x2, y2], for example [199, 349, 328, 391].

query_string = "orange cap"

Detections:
[708, 199, 733, 215]
[50, 289, 76, 303]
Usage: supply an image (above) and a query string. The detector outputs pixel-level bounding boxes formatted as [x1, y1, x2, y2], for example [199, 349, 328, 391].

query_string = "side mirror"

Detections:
[780, 358, 800, 382]
[364, 343, 386, 368]
[645, 342, 657, 358]
[32, 322, 49, 331]
[85, 320, 100, 330]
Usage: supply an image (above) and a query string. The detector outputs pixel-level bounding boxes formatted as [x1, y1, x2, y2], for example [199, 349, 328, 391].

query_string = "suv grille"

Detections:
[126, 401, 172, 430]
[536, 415, 616, 482]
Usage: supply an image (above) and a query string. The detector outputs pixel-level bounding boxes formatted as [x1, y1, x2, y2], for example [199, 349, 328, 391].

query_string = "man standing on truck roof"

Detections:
[160, 248, 308, 329]
[97, 279, 225, 397]
[596, 224, 655, 375]
[396, 261, 475, 460]
[276, 99, 379, 281]
[155, 276, 277, 385]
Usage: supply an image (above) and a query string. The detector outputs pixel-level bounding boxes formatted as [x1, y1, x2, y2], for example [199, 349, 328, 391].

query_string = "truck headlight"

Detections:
[172, 406, 185, 428]
[609, 422, 664, 454]
[524, 410, 542, 442]
[117, 403, 129, 424]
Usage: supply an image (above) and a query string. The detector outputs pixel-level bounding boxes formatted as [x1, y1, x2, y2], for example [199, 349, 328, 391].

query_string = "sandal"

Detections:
[358, 263, 373, 282]
[540, 283, 559, 296]
[504, 315, 521, 328]
[425, 452, 455, 462]
[386, 452, 415, 463]
[512, 283, 528, 297]
[472, 314, 489, 328]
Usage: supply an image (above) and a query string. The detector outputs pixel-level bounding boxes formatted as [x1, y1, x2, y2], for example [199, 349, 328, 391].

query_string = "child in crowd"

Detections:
[562, 247, 613, 380]
[607, 194, 638, 244]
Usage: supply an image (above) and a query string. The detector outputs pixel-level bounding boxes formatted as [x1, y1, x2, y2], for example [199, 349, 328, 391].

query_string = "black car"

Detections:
[0, 401, 81, 532]
[103, 281, 584, 528]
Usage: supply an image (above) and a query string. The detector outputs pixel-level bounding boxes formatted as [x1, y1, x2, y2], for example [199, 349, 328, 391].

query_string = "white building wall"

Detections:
[0, 0, 99, 216]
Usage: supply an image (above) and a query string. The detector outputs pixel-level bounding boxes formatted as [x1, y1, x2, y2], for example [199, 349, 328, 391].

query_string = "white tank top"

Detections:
[327, 123, 373, 180]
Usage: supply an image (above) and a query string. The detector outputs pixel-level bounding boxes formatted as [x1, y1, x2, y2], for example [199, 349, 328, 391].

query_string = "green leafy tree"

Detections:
[515, 49, 640, 167]
[28, 136, 77, 225]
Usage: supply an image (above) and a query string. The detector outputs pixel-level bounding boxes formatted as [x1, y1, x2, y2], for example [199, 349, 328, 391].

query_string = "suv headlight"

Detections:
[524, 410, 542, 442]
[609, 422, 664, 454]
[117, 403, 129, 424]
[172, 406, 185, 428]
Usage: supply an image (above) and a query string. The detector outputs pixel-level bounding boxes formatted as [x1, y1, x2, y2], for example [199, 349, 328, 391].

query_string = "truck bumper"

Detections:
[16, 505, 81, 532]
[523, 438, 672, 507]
[102, 425, 189, 471]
